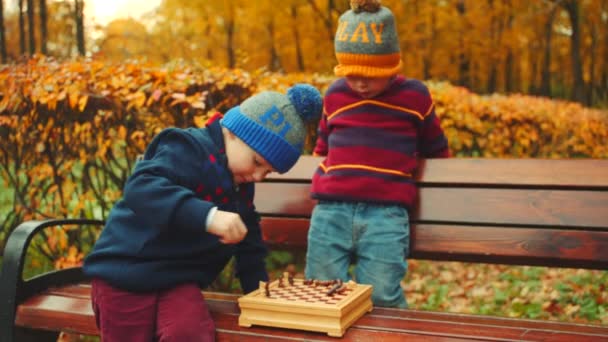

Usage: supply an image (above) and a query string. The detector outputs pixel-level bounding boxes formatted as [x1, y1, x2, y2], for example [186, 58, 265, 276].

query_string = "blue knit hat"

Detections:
[221, 84, 322, 173]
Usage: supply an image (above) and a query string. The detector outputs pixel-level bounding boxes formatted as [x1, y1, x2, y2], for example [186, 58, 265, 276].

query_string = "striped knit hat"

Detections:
[334, 0, 402, 78]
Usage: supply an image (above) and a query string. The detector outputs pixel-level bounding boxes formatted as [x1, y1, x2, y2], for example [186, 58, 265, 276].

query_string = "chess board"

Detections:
[238, 277, 373, 337]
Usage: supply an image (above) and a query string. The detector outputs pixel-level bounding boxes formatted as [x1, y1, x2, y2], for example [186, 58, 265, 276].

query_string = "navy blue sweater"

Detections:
[83, 119, 268, 293]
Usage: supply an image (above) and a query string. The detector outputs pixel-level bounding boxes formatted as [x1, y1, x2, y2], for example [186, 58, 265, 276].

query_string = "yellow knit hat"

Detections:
[334, 0, 402, 78]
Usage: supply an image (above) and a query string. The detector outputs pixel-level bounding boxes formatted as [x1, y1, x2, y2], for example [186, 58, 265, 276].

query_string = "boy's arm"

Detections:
[235, 184, 269, 293]
[312, 109, 329, 157]
[419, 102, 450, 158]
[122, 129, 214, 234]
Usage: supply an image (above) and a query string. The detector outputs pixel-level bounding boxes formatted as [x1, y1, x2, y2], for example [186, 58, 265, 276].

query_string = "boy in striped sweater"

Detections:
[305, 0, 450, 308]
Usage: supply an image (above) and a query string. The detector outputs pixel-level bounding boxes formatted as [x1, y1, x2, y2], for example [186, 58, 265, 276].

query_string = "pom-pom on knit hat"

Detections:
[334, 0, 402, 78]
[221, 84, 322, 174]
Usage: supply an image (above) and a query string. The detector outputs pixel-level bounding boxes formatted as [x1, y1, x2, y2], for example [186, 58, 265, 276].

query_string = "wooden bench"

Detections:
[1, 156, 607, 341]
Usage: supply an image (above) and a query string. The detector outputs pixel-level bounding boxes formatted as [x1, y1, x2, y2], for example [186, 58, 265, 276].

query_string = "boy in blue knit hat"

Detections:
[83, 84, 322, 341]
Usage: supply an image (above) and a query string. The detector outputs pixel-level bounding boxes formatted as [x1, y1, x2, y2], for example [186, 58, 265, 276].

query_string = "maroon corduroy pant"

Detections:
[91, 278, 215, 342]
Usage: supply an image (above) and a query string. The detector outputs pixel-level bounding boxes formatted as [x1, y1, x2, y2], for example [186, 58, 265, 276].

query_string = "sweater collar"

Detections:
[206, 117, 238, 190]
[207, 118, 225, 154]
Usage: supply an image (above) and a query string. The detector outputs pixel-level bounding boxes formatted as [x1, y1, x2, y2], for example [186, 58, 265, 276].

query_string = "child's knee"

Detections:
[159, 320, 215, 342]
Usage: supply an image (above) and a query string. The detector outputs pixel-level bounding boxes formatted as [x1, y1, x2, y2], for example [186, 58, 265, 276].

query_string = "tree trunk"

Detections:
[291, 5, 304, 71]
[560, 0, 585, 104]
[306, 0, 335, 41]
[587, 21, 598, 106]
[75, 0, 85, 56]
[267, 17, 282, 72]
[529, 37, 539, 94]
[206, 24, 213, 61]
[39, 0, 47, 54]
[27, 0, 35, 55]
[486, 0, 497, 93]
[18, 0, 26, 55]
[503, 2, 515, 93]
[0, 0, 7, 63]
[603, 6, 608, 104]
[423, 9, 437, 81]
[456, 0, 470, 89]
[540, 5, 557, 97]
[226, 18, 235, 68]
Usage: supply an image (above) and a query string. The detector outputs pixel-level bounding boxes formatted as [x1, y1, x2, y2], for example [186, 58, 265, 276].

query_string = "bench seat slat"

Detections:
[16, 295, 98, 335]
[14, 285, 608, 341]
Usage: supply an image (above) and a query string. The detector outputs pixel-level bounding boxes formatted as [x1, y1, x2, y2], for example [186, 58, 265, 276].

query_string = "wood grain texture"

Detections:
[268, 157, 608, 189]
[255, 183, 608, 228]
[14, 286, 608, 341]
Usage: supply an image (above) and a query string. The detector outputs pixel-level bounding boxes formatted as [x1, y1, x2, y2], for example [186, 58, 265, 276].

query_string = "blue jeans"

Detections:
[305, 201, 410, 308]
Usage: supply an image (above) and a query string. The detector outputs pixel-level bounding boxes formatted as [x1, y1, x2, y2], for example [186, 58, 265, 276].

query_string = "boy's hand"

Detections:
[207, 210, 247, 244]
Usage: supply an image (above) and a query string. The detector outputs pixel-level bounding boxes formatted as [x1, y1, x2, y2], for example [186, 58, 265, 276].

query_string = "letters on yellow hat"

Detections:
[337, 21, 385, 44]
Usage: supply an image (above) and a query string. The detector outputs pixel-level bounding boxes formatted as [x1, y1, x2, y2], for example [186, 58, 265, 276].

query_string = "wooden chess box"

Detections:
[238, 278, 373, 337]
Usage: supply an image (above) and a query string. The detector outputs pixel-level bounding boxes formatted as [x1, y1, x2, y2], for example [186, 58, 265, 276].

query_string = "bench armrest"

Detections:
[0, 219, 104, 341]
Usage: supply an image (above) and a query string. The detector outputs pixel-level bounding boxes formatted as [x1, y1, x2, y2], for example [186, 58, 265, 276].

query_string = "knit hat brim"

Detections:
[221, 107, 300, 174]
[334, 52, 402, 77]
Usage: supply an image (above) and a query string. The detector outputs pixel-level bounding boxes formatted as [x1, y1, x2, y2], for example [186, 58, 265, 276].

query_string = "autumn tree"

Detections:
[96, 18, 150, 62]
[26, 0, 34, 55]
[74, 0, 84, 55]
[559, 0, 585, 103]
[18, 0, 25, 54]
[39, 0, 47, 54]
[0, 0, 6, 62]
[46, 1, 79, 57]
[540, 3, 558, 97]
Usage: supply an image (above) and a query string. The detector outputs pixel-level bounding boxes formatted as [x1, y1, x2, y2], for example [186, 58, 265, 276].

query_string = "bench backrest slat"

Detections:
[256, 184, 608, 228]
[416, 159, 608, 188]
[418, 188, 608, 228]
[257, 156, 608, 270]
[268, 157, 608, 189]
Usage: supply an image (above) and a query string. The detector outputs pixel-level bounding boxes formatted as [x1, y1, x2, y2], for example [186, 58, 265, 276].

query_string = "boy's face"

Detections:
[345, 75, 393, 99]
[224, 130, 275, 184]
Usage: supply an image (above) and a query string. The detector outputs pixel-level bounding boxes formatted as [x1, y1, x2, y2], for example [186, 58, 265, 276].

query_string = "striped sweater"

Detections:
[311, 76, 449, 209]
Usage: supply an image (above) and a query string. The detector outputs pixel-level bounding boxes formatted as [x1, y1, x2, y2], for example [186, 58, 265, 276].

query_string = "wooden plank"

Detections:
[418, 188, 608, 228]
[15, 295, 98, 335]
[259, 218, 608, 268]
[267, 156, 608, 189]
[15, 289, 608, 341]
[418, 158, 608, 188]
[255, 183, 315, 217]
[45, 284, 91, 299]
[371, 307, 608, 336]
[208, 295, 608, 342]
[255, 183, 608, 228]
[410, 224, 608, 268]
